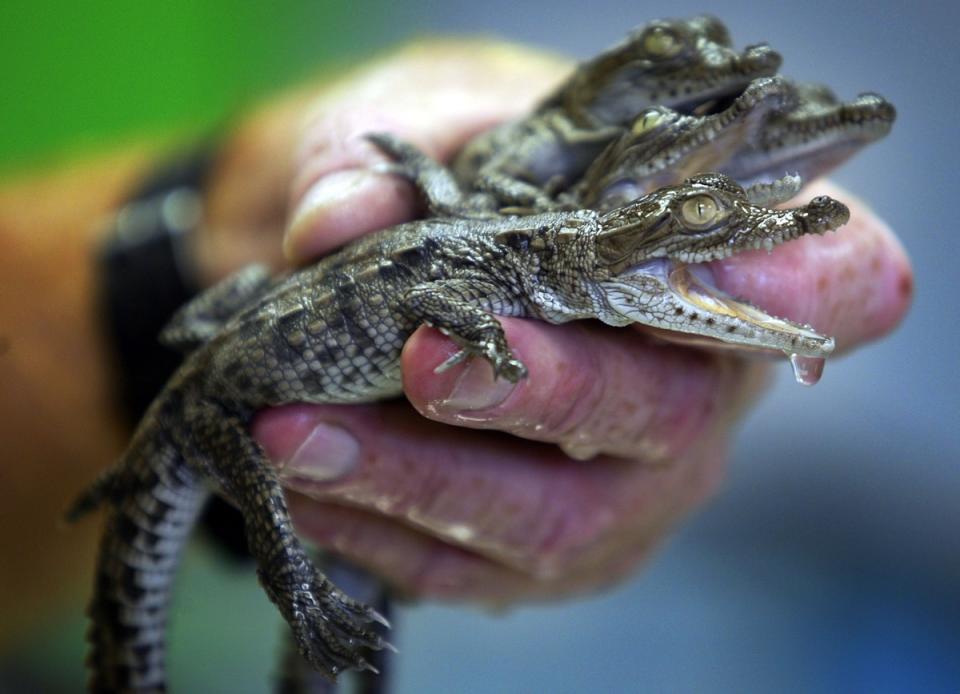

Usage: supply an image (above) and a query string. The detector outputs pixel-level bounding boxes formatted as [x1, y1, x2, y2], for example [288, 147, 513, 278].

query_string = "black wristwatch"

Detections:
[98, 144, 254, 560]
[97, 145, 214, 426]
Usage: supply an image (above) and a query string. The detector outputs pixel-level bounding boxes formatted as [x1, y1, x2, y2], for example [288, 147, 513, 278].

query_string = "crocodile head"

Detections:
[588, 172, 849, 366]
[576, 77, 896, 212]
[559, 15, 782, 126]
[720, 81, 897, 185]
[576, 75, 797, 210]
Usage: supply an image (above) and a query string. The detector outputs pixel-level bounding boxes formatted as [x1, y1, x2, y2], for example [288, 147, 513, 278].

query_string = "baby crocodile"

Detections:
[573, 77, 896, 211]
[452, 15, 781, 208]
[71, 174, 848, 691]
[719, 81, 897, 187]
[371, 74, 894, 223]
[369, 75, 793, 217]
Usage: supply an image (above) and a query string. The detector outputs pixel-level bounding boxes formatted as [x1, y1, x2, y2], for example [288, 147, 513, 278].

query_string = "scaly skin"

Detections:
[70, 174, 847, 690]
[720, 81, 897, 186]
[371, 74, 894, 219]
[569, 75, 798, 211]
[568, 77, 895, 211]
[451, 15, 781, 208]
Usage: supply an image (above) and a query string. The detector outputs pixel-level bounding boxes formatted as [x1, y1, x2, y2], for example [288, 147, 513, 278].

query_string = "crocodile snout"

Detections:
[739, 43, 782, 75]
[798, 196, 850, 235]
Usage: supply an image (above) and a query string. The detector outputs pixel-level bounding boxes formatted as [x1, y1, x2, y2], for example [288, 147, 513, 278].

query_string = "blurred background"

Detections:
[2, 1, 957, 692]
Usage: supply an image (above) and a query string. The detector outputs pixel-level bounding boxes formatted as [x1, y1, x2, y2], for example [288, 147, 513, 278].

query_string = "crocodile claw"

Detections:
[263, 565, 391, 680]
[433, 348, 528, 383]
[434, 348, 471, 374]
[490, 355, 528, 383]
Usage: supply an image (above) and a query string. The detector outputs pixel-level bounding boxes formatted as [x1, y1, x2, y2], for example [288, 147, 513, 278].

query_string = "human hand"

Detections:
[223, 40, 912, 604]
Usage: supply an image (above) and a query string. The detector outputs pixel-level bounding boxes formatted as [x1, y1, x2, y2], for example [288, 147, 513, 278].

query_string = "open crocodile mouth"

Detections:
[675, 78, 759, 117]
[675, 45, 783, 116]
[605, 259, 834, 385]
[687, 88, 743, 116]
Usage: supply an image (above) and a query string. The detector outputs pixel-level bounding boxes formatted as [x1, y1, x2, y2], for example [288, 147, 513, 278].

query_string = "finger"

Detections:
[400, 181, 909, 452]
[252, 401, 728, 578]
[285, 497, 536, 602]
[709, 180, 913, 353]
[284, 40, 569, 263]
[285, 494, 667, 604]
[401, 318, 761, 461]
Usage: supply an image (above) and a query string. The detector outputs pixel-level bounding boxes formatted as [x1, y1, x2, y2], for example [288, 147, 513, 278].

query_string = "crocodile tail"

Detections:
[84, 435, 206, 692]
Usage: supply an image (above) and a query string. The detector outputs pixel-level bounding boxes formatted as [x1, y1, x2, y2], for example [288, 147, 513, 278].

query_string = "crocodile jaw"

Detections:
[723, 92, 896, 185]
[598, 258, 834, 358]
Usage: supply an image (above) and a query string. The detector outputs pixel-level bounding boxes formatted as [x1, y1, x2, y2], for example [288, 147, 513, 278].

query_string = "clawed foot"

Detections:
[262, 566, 394, 679]
[434, 346, 528, 383]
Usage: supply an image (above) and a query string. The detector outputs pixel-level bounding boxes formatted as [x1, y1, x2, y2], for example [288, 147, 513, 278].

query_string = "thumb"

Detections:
[283, 39, 569, 264]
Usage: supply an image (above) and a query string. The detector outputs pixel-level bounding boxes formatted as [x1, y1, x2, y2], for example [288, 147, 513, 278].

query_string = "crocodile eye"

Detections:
[631, 109, 668, 135]
[679, 194, 720, 229]
[643, 27, 682, 57]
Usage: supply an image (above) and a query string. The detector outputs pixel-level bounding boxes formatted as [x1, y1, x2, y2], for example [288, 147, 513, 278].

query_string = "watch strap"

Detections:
[97, 145, 215, 425]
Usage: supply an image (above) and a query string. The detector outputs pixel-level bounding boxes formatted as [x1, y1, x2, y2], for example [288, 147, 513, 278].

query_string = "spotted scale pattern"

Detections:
[72, 210, 605, 690]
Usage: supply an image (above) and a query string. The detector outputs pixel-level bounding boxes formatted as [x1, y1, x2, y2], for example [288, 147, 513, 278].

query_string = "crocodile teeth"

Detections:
[664, 262, 834, 357]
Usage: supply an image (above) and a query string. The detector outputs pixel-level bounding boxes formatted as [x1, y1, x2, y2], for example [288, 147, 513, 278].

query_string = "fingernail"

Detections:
[437, 359, 516, 413]
[285, 169, 377, 259]
[278, 422, 359, 482]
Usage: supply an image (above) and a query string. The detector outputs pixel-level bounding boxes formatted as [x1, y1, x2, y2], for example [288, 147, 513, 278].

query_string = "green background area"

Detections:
[0, 2, 387, 174]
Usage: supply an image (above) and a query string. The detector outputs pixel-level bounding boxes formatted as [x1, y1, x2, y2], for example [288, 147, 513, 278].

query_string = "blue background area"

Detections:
[3, 1, 958, 692]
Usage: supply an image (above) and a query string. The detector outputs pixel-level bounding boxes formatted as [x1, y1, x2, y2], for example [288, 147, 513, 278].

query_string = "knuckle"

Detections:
[524, 498, 618, 580]
[535, 346, 609, 444]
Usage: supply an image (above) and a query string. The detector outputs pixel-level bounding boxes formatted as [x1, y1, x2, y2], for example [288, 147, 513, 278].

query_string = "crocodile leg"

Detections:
[185, 398, 391, 679]
[474, 116, 622, 210]
[403, 280, 528, 382]
[369, 129, 558, 213]
[365, 132, 495, 218]
[275, 554, 394, 694]
[472, 171, 558, 211]
[160, 264, 274, 352]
